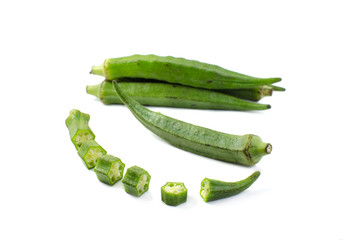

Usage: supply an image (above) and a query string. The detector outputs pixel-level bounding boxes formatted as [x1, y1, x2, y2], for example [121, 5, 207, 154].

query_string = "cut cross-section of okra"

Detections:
[161, 182, 187, 206]
[65, 109, 95, 150]
[77, 140, 107, 169]
[94, 155, 125, 185]
[122, 166, 151, 197]
[200, 171, 260, 202]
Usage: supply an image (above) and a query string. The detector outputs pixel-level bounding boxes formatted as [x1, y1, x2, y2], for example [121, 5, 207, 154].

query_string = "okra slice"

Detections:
[77, 140, 107, 169]
[200, 171, 260, 202]
[161, 182, 187, 206]
[94, 155, 125, 185]
[122, 166, 151, 197]
[65, 109, 95, 150]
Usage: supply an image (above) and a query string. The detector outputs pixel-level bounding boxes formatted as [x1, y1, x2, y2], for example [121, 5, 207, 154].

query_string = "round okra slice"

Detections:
[65, 109, 95, 150]
[77, 140, 107, 169]
[122, 166, 151, 197]
[161, 182, 187, 206]
[94, 155, 125, 185]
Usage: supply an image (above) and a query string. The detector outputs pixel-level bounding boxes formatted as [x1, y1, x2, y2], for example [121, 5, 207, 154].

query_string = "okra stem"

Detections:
[65, 109, 95, 150]
[200, 171, 260, 202]
[112, 81, 272, 166]
[87, 80, 271, 111]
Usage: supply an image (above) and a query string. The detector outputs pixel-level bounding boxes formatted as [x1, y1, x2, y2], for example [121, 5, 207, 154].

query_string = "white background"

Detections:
[1, 1, 342, 239]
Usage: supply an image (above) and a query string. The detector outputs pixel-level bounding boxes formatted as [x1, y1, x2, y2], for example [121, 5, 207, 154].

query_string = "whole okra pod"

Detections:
[87, 80, 271, 111]
[112, 81, 272, 166]
[91, 54, 281, 90]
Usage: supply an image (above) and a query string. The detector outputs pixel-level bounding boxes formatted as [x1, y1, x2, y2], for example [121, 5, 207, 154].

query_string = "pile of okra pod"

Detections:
[67, 54, 284, 205]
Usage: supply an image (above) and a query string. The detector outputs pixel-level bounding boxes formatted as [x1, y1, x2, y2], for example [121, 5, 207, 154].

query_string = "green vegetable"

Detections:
[94, 155, 125, 185]
[200, 171, 260, 202]
[65, 109, 95, 150]
[112, 81, 272, 166]
[220, 85, 273, 102]
[91, 54, 281, 90]
[161, 182, 187, 206]
[87, 80, 270, 111]
[77, 140, 107, 169]
[122, 165, 151, 197]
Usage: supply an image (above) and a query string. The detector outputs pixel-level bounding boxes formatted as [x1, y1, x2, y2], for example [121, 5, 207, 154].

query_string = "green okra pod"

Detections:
[91, 54, 281, 90]
[112, 81, 272, 166]
[65, 109, 95, 150]
[77, 140, 107, 169]
[87, 80, 270, 111]
[94, 155, 125, 185]
[122, 165, 151, 197]
[161, 182, 187, 206]
[220, 85, 273, 102]
[200, 171, 260, 202]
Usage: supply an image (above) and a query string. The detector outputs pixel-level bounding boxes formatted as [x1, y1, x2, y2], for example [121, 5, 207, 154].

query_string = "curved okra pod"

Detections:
[122, 166, 151, 197]
[161, 182, 187, 206]
[77, 140, 107, 169]
[200, 171, 260, 202]
[112, 81, 272, 166]
[87, 80, 271, 111]
[94, 155, 125, 185]
[65, 109, 95, 150]
[91, 54, 281, 90]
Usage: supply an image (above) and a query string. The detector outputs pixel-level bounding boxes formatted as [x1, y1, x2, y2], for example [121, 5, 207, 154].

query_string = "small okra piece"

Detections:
[200, 171, 260, 202]
[94, 155, 125, 185]
[65, 109, 95, 150]
[77, 140, 107, 169]
[122, 165, 151, 197]
[161, 182, 187, 206]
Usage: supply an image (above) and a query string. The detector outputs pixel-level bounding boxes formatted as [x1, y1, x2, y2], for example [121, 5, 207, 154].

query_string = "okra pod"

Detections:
[87, 80, 270, 111]
[200, 171, 260, 202]
[122, 165, 151, 197]
[161, 182, 187, 206]
[112, 81, 272, 166]
[220, 85, 273, 102]
[94, 155, 125, 185]
[65, 109, 95, 150]
[91, 55, 281, 90]
[77, 140, 107, 169]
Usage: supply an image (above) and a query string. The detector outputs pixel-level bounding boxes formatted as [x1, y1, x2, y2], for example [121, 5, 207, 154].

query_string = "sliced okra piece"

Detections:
[94, 155, 125, 185]
[200, 171, 260, 202]
[77, 140, 107, 169]
[122, 166, 151, 197]
[161, 182, 187, 206]
[65, 109, 95, 150]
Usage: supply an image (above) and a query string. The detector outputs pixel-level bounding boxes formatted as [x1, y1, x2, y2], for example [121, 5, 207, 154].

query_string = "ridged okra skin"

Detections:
[91, 54, 281, 90]
[122, 166, 151, 197]
[65, 109, 95, 150]
[94, 155, 125, 185]
[112, 81, 272, 166]
[77, 140, 107, 169]
[200, 171, 260, 202]
[86, 80, 270, 111]
[161, 182, 187, 206]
